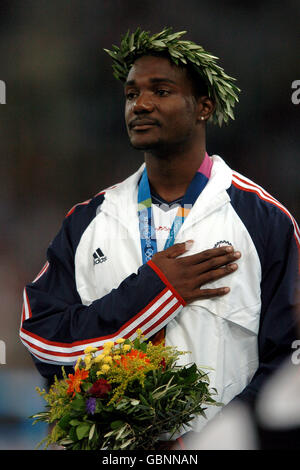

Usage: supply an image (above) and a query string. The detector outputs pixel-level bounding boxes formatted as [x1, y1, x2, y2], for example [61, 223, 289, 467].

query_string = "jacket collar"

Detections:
[100, 155, 232, 230]
[179, 155, 232, 234]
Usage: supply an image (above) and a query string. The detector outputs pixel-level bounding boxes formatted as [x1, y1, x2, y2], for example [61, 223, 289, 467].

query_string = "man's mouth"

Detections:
[129, 119, 159, 130]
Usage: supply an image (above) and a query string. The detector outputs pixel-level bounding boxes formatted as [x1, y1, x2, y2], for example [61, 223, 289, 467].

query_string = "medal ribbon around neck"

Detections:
[138, 153, 211, 264]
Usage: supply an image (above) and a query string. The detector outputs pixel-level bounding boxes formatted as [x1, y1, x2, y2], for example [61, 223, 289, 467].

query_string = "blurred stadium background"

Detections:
[0, 0, 299, 449]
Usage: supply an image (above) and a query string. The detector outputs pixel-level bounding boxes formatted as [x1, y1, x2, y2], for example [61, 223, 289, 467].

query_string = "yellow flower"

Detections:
[123, 344, 131, 352]
[84, 355, 92, 370]
[103, 341, 114, 350]
[84, 346, 98, 354]
[74, 357, 82, 371]
[94, 353, 105, 363]
[103, 356, 113, 364]
[101, 364, 110, 373]
[113, 355, 121, 360]
[115, 338, 125, 344]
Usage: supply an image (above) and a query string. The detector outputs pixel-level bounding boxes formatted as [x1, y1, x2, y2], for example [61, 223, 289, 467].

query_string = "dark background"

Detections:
[0, 0, 299, 449]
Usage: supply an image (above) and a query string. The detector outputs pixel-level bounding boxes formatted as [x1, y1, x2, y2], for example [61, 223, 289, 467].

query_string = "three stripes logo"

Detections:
[93, 248, 107, 265]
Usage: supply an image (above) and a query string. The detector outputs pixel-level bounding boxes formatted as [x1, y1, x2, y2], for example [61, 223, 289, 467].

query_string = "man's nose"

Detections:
[133, 92, 154, 113]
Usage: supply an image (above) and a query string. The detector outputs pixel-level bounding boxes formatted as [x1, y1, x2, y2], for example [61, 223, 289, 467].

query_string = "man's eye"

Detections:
[156, 89, 170, 96]
[126, 92, 138, 100]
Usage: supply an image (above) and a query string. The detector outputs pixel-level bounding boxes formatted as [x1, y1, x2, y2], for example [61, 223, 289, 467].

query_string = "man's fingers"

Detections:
[194, 252, 241, 274]
[186, 286, 231, 303]
[187, 287, 231, 303]
[152, 242, 241, 304]
[164, 240, 194, 259]
[196, 263, 238, 286]
[181, 245, 235, 265]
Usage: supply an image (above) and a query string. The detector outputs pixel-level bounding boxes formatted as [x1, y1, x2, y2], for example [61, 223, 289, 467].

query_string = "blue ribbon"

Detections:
[138, 167, 209, 264]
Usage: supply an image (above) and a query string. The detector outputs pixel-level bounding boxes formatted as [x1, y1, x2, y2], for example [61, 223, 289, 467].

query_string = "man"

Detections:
[20, 28, 299, 440]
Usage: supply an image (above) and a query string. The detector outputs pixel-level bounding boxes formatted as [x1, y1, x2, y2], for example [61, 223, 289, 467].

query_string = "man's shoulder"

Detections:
[65, 171, 138, 218]
[224, 167, 299, 271]
[63, 165, 144, 225]
[211, 156, 295, 225]
[64, 183, 119, 220]
[227, 169, 297, 228]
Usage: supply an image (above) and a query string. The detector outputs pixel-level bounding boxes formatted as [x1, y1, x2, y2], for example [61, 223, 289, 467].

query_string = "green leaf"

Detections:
[151, 40, 166, 47]
[169, 49, 183, 58]
[129, 33, 135, 51]
[89, 423, 96, 441]
[81, 381, 92, 392]
[71, 396, 85, 411]
[72, 442, 82, 450]
[139, 394, 150, 407]
[116, 424, 129, 440]
[130, 399, 140, 406]
[58, 413, 72, 431]
[69, 419, 82, 426]
[166, 31, 187, 41]
[76, 423, 90, 440]
[59, 438, 74, 446]
[69, 425, 78, 442]
[139, 341, 147, 353]
[120, 438, 135, 449]
[187, 44, 202, 50]
[111, 420, 124, 430]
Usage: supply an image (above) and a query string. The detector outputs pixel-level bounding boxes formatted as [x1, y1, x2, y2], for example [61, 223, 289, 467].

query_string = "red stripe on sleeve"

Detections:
[147, 260, 186, 306]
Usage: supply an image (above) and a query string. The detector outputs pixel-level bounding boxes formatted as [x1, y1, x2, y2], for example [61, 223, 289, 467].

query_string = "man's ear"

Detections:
[196, 96, 216, 122]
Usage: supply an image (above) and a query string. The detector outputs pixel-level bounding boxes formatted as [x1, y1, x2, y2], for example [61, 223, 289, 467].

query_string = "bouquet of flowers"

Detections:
[32, 331, 220, 450]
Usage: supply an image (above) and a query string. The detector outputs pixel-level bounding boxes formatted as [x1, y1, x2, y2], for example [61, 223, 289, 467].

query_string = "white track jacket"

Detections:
[20, 155, 299, 432]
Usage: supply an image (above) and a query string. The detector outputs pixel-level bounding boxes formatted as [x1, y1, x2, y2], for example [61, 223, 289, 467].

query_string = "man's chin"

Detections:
[129, 138, 161, 151]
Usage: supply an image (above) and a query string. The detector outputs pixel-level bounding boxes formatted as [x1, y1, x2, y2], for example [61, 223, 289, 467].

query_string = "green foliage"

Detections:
[104, 27, 240, 126]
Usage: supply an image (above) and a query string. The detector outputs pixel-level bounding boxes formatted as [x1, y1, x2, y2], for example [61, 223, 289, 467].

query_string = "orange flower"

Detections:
[115, 348, 150, 370]
[127, 349, 150, 362]
[66, 368, 89, 397]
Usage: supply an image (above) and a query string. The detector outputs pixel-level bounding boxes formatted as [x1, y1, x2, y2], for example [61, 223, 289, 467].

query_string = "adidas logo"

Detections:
[93, 248, 107, 265]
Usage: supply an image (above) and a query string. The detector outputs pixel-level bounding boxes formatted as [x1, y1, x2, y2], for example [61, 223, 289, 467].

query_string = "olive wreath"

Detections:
[104, 27, 240, 126]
